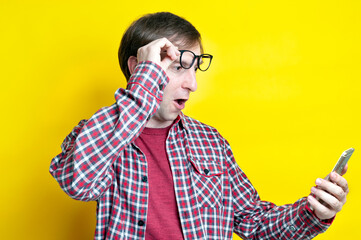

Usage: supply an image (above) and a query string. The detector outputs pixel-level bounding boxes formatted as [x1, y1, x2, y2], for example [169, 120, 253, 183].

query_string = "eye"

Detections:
[169, 64, 184, 73]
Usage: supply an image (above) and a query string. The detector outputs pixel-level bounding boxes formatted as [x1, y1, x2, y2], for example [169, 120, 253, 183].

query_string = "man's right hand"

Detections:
[136, 38, 180, 72]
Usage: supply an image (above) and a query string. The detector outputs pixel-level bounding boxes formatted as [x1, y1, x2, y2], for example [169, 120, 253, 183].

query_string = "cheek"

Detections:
[161, 84, 173, 100]
[163, 78, 180, 96]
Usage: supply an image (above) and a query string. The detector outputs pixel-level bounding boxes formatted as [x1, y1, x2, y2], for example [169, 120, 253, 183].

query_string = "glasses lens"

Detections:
[198, 54, 212, 71]
[180, 51, 195, 69]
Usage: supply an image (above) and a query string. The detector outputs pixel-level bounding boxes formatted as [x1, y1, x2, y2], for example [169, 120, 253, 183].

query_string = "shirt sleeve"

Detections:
[222, 139, 332, 239]
[49, 61, 168, 201]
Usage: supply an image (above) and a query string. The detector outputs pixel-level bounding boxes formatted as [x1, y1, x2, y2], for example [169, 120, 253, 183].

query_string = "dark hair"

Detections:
[118, 12, 203, 80]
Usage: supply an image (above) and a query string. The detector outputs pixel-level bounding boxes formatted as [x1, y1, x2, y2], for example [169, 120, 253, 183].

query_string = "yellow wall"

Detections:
[1, 0, 360, 239]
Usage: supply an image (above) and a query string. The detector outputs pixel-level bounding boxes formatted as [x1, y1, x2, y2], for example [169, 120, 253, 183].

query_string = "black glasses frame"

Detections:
[179, 50, 213, 71]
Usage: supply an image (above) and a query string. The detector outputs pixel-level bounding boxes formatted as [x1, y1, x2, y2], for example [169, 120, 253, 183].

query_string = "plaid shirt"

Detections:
[50, 61, 332, 240]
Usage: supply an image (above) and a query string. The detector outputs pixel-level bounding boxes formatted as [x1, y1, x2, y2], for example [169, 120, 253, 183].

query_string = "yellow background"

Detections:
[1, 0, 360, 239]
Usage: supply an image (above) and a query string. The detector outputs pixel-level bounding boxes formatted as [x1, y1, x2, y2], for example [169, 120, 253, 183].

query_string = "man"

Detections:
[50, 12, 349, 239]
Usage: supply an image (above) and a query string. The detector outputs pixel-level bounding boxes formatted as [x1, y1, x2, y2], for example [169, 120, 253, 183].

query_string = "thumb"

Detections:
[159, 56, 175, 71]
[159, 47, 180, 71]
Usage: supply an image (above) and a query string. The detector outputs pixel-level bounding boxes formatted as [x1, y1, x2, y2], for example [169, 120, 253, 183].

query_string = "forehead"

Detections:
[186, 45, 201, 55]
[174, 40, 201, 55]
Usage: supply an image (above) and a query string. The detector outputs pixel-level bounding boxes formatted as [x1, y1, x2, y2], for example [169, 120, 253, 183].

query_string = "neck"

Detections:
[145, 117, 173, 128]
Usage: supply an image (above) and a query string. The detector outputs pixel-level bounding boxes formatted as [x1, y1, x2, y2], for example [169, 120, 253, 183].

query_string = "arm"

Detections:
[224, 141, 337, 239]
[49, 62, 167, 201]
[49, 38, 179, 201]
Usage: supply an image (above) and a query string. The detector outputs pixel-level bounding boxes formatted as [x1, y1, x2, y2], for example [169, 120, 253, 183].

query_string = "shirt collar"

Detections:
[173, 112, 189, 133]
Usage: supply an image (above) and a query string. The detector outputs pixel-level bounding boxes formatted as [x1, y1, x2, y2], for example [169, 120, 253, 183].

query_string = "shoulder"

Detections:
[182, 115, 225, 142]
[183, 115, 217, 132]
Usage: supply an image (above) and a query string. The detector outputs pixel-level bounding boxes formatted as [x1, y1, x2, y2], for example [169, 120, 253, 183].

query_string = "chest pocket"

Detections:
[189, 157, 224, 208]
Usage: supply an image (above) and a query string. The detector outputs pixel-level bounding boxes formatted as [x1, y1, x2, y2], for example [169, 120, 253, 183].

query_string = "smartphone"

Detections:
[325, 148, 354, 180]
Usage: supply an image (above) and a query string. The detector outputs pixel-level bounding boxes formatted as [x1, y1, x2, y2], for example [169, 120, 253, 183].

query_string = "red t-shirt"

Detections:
[134, 126, 184, 239]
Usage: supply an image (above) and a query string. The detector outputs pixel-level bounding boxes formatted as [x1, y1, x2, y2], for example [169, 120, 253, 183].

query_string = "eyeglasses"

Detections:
[179, 50, 213, 71]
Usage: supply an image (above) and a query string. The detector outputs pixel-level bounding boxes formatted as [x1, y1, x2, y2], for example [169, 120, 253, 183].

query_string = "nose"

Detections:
[182, 68, 197, 92]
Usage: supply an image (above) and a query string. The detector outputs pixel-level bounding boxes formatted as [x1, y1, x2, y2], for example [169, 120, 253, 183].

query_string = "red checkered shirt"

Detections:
[50, 61, 332, 239]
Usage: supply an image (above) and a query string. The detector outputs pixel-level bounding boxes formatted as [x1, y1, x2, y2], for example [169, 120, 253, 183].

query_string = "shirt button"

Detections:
[289, 225, 296, 232]
[204, 169, 209, 175]
[159, 84, 164, 91]
[138, 220, 145, 226]
[141, 176, 148, 182]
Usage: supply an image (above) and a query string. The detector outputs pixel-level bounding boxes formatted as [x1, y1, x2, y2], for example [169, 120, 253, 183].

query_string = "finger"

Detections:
[160, 48, 177, 63]
[148, 38, 180, 69]
[311, 186, 343, 212]
[160, 43, 179, 61]
[329, 172, 349, 194]
[137, 45, 160, 63]
[171, 47, 180, 60]
[341, 164, 348, 176]
[160, 49, 180, 70]
[137, 38, 175, 64]
[315, 178, 347, 203]
[159, 50, 176, 68]
[307, 195, 336, 220]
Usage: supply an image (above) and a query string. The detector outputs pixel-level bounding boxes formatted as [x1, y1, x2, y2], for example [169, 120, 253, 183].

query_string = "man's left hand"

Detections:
[307, 165, 349, 220]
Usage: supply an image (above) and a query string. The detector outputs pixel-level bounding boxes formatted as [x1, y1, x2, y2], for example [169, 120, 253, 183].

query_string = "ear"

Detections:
[127, 56, 138, 75]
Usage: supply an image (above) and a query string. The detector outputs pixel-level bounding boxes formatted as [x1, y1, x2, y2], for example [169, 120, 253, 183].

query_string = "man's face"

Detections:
[146, 44, 200, 128]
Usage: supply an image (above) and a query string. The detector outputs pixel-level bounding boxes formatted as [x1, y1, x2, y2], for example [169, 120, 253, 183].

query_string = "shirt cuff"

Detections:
[126, 61, 169, 101]
[304, 201, 335, 225]
[299, 198, 333, 233]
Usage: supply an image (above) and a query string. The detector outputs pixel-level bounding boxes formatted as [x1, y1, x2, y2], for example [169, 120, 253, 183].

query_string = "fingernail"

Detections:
[316, 178, 322, 185]
[311, 187, 316, 193]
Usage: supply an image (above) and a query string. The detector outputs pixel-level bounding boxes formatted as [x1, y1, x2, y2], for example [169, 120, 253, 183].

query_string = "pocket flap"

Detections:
[189, 157, 224, 177]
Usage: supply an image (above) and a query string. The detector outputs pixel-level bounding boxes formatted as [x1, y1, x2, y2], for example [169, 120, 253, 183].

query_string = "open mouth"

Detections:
[174, 99, 187, 110]
[176, 99, 186, 105]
